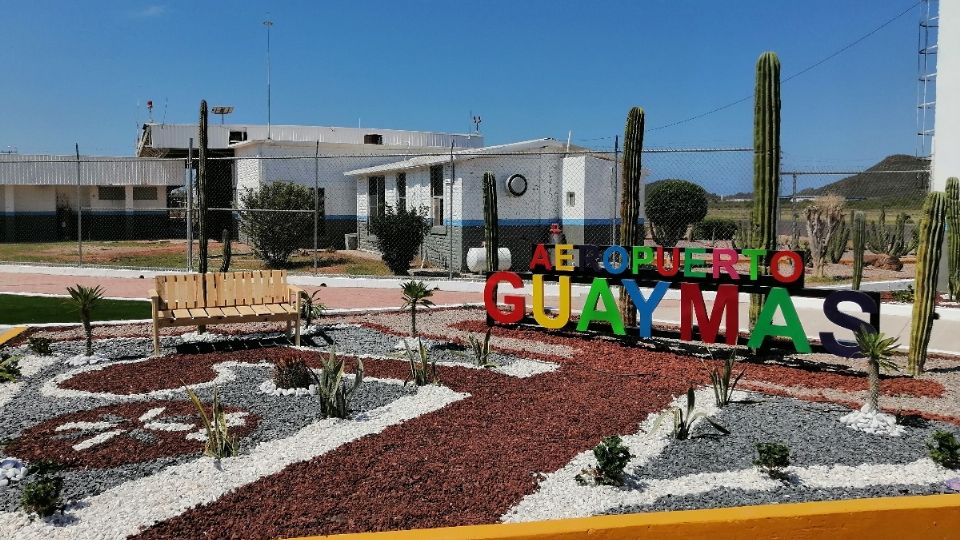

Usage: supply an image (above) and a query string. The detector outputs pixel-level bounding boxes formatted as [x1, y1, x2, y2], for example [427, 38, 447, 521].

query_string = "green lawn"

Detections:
[0, 294, 151, 324]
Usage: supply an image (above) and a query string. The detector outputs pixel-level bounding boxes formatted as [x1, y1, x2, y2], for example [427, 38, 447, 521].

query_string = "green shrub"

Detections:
[273, 356, 312, 389]
[754, 442, 790, 480]
[368, 206, 431, 275]
[891, 286, 915, 303]
[238, 181, 315, 268]
[27, 337, 53, 356]
[693, 219, 738, 243]
[576, 435, 633, 486]
[20, 460, 64, 518]
[464, 328, 497, 368]
[927, 431, 960, 469]
[644, 179, 709, 247]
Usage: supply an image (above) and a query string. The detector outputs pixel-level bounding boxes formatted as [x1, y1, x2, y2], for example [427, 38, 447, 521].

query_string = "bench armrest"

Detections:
[287, 285, 305, 302]
[148, 289, 160, 316]
[148, 289, 160, 300]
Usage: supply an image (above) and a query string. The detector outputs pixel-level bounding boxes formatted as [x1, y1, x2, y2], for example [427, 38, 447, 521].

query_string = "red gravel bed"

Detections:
[133, 350, 699, 539]
[60, 348, 309, 395]
[7, 400, 258, 469]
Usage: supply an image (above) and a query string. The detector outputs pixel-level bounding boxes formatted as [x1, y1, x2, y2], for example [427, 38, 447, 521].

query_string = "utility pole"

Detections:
[264, 19, 273, 140]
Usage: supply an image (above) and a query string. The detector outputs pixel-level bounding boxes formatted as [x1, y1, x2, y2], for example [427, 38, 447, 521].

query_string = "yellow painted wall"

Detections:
[294, 494, 960, 540]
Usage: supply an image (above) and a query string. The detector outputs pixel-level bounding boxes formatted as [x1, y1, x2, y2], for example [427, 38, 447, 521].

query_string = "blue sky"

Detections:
[0, 0, 924, 171]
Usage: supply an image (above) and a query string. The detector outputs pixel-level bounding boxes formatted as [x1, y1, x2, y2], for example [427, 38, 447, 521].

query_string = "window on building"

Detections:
[363, 134, 383, 145]
[368, 176, 385, 221]
[566, 191, 576, 207]
[430, 165, 444, 225]
[228, 130, 248, 144]
[98, 186, 124, 201]
[133, 187, 158, 201]
[396, 172, 407, 212]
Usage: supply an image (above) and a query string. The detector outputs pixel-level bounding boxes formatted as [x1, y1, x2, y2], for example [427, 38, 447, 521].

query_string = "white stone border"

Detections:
[0, 384, 468, 539]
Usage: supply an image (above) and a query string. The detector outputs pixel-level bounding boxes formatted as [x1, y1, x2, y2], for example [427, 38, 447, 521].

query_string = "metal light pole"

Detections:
[264, 19, 273, 140]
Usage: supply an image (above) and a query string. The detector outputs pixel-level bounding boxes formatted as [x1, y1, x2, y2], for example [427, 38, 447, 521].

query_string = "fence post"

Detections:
[449, 142, 455, 279]
[791, 172, 798, 248]
[611, 135, 619, 244]
[75, 143, 83, 267]
[187, 138, 194, 272]
[314, 141, 319, 271]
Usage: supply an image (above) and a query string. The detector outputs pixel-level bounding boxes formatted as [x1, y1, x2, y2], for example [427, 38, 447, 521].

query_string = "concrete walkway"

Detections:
[0, 264, 956, 355]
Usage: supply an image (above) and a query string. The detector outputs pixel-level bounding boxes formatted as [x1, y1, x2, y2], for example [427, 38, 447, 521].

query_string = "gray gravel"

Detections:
[638, 395, 957, 481]
[608, 482, 950, 515]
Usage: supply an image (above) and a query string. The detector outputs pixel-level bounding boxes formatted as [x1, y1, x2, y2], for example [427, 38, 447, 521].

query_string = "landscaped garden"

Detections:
[0, 304, 959, 539]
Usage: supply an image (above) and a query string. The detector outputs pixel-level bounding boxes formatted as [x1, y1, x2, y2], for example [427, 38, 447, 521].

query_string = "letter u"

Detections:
[533, 274, 570, 329]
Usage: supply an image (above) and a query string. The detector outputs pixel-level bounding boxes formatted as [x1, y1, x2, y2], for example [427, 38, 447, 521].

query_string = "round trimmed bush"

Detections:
[644, 179, 709, 247]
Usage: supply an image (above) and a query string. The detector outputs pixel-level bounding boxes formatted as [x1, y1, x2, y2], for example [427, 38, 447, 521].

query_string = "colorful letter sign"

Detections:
[484, 244, 881, 357]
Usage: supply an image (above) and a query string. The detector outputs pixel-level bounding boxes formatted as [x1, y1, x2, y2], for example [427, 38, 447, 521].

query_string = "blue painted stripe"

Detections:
[439, 218, 635, 227]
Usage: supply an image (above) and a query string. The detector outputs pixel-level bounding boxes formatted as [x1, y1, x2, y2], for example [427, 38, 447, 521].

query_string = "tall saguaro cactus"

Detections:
[852, 210, 866, 290]
[947, 177, 960, 301]
[197, 100, 209, 275]
[482, 172, 500, 272]
[908, 191, 947, 375]
[749, 51, 782, 327]
[618, 107, 645, 329]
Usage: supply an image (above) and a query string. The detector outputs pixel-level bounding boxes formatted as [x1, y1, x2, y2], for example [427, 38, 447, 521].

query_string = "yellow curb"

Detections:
[0, 326, 27, 347]
[293, 494, 960, 540]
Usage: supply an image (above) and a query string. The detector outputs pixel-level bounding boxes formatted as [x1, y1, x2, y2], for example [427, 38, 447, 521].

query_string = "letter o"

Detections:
[602, 246, 629, 275]
[770, 251, 803, 283]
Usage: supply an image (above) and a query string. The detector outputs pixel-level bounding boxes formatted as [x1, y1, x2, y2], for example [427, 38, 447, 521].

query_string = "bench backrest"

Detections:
[155, 270, 289, 311]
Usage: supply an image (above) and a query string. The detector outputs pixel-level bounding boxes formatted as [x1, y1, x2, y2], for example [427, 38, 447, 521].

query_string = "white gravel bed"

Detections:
[0, 356, 58, 414]
[0, 459, 27, 489]
[0, 383, 468, 540]
[63, 353, 111, 367]
[839, 405, 906, 436]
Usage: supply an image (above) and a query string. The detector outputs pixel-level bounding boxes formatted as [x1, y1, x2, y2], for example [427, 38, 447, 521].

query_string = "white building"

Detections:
[345, 139, 631, 271]
[0, 154, 182, 242]
[137, 123, 484, 248]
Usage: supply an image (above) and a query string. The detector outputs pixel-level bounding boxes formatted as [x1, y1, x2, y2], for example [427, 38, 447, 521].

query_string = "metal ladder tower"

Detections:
[917, 0, 939, 158]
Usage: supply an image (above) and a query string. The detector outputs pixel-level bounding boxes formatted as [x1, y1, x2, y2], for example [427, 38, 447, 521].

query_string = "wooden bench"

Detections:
[149, 270, 303, 354]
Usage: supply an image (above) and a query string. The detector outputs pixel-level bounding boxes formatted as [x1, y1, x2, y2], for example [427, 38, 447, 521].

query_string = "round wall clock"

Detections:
[506, 173, 528, 196]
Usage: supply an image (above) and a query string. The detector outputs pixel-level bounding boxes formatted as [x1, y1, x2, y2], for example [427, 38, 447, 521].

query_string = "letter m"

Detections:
[680, 283, 739, 345]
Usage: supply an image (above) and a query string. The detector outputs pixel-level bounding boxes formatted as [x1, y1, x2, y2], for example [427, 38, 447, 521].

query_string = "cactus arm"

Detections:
[908, 192, 947, 375]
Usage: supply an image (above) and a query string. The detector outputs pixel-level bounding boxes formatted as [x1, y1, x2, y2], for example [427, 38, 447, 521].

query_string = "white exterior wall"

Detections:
[933, 0, 960, 191]
[458, 155, 565, 224]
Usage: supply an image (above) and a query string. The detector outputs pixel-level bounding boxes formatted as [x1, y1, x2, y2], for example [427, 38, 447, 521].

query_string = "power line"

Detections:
[648, 1, 922, 132]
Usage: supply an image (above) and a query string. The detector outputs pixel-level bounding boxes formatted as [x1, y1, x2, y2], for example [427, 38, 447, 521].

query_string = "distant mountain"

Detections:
[795, 154, 929, 206]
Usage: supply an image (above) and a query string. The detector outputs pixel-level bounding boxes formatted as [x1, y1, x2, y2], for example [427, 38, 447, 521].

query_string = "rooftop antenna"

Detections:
[472, 114, 482, 133]
[161, 97, 168, 125]
[212, 106, 234, 125]
[264, 18, 274, 139]
[147, 100, 154, 123]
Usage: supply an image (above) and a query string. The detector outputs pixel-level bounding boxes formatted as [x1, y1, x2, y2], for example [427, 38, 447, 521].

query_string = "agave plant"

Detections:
[0, 353, 21, 383]
[185, 384, 237, 459]
[299, 289, 326, 329]
[310, 348, 364, 419]
[855, 326, 900, 413]
[652, 387, 728, 440]
[402, 338, 440, 386]
[464, 328, 497, 368]
[706, 350, 746, 407]
[66, 284, 104, 357]
[400, 280, 437, 337]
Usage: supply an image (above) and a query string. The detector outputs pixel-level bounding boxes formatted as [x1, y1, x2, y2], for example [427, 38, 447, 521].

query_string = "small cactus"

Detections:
[219, 228, 232, 273]
[947, 177, 959, 301]
[826, 215, 849, 264]
[908, 191, 947, 375]
[852, 211, 866, 290]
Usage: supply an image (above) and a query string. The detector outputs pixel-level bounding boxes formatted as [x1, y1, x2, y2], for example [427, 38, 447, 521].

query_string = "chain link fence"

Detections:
[0, 150, 931, 282]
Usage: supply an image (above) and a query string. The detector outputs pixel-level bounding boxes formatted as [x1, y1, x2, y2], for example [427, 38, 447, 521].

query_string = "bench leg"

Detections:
[286, 320, 291, 340]
[294, 317, 300, 347]
[152, 321, 161, 356]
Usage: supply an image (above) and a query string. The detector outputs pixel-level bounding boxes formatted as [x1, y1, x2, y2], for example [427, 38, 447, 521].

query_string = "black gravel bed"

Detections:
[638, 394, 959, 481]
[607, 483, 950, 515]
[303, 325, 526, 367]
[0, 359, 414, 512]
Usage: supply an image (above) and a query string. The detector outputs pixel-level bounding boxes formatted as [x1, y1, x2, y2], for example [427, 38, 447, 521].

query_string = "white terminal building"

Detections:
[0, 121, 629, 271]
